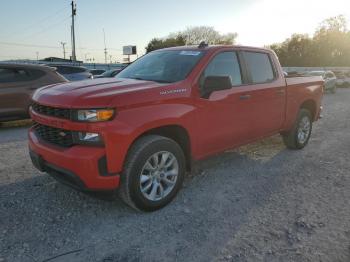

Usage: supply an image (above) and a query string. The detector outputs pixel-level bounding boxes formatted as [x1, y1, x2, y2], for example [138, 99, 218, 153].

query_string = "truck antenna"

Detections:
[198, 41, 208, 48]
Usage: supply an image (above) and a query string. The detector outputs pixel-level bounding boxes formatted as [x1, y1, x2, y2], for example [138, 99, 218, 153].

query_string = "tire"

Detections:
[119, 135, 186, 211]
[282, 109, 313, 150]
[331, 85, 337, 94]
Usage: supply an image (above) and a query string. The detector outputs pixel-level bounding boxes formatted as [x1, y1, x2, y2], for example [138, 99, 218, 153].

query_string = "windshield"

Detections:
[117, 50, 205, 83]
[102, 69, 116, 77]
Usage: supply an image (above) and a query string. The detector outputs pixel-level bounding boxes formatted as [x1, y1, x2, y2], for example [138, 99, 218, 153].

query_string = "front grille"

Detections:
[32, 102, 71, 120]
[33, 122, 74, 147]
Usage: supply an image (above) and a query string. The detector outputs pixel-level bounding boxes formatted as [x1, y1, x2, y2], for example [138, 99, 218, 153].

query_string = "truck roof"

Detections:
[159, 45, 272, 52]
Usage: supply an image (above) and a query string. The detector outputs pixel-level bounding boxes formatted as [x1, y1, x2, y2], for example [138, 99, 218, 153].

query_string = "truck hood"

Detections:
[32, 78, 181, 108]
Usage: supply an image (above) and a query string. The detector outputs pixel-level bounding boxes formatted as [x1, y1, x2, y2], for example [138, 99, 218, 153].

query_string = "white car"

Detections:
[305, 71, 337, 93]
[335, 71, 350, 88]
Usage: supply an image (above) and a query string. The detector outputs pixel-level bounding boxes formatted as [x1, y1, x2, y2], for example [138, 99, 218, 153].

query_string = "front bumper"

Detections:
[28, 128, 120, 190]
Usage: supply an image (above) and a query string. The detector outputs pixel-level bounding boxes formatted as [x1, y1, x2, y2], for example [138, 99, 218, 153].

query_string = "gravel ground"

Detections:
[0, 89, 350, 262]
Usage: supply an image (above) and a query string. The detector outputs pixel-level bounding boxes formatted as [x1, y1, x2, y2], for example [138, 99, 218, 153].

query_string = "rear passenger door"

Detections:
[0, 67, 33, 118]
[241, 51, 286, 138]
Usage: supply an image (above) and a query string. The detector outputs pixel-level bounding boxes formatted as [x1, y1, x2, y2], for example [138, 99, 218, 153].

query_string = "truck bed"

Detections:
[285, 76, 324, 86]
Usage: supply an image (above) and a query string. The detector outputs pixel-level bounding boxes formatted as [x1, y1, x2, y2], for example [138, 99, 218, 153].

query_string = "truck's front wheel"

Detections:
[119, 135, 186, 211]
[282, 109, 313, 149]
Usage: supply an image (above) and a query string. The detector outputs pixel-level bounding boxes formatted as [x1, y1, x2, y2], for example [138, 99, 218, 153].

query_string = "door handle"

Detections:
[276, 89, 285, 95]
[239, 94, 251, 100]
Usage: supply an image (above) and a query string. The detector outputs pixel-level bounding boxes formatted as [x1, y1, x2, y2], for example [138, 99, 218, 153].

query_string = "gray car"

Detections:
[49, 65, 93, 81]
[0, 63, 67, 121]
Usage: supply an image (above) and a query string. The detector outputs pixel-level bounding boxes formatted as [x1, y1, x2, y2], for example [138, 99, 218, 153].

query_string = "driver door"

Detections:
[194, 51, 256, 157]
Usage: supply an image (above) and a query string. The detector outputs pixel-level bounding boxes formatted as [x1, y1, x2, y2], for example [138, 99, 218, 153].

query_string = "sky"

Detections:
[0, 0, 349, 63]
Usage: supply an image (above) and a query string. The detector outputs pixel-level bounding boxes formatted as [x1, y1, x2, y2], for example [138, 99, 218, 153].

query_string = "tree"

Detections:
[270, 34, 315, 66]
[145, 35, 186, 53]
[317, 15, 347, 33]
[313, 15, 350, 66]
[145, 26, 237, 53]
[270, 15, 350, 67]
[179, 26, 237, 45]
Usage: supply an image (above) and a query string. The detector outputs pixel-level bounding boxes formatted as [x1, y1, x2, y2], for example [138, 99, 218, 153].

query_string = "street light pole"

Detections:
[103, 29, 107, 64]
[60, 42, 66, 59]
[84, 53, 90, 62]
[71, 0, 77, 61]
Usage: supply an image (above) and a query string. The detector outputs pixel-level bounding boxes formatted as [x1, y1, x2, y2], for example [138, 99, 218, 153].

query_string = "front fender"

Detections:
[102, 103, 196, 174]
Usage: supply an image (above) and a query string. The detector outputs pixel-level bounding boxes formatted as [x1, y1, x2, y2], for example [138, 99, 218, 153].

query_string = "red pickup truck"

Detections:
[29, 45, 323, 211]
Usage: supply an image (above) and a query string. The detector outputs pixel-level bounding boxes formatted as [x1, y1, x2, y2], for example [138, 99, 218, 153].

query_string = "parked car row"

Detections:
[49, 64, 93, 81]
[49, 64, 127, 81]
[287, 69, 350, 94]
[94, 68, 124, 78]
[0, 62, 129, 122]
[1, 59, 347, 123]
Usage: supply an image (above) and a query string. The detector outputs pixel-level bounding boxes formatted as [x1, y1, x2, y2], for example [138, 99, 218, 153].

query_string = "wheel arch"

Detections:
[130, 124, 192, 171]
[300, 99, 317, 121]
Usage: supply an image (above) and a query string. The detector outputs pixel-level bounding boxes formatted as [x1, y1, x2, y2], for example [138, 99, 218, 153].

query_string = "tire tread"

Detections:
[282, 108, 312, 150]
[119, 135, 183, 211]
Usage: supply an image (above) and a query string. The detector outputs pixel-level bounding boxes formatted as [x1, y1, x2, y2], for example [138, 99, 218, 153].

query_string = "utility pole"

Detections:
[84, 53, 90, 62]
[71, 0, 77, 61]
[60, 42, 66, 59]
[103, 29, 107, 64]
[36, 52, 39, 61]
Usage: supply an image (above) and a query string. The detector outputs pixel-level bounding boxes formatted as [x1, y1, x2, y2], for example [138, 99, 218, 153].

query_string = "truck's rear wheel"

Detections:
[282, 109, 312, 149]
[119, 135, 185, 211]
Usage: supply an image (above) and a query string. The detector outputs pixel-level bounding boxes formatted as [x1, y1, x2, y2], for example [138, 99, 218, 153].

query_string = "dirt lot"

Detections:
[0, 89, 350, 262]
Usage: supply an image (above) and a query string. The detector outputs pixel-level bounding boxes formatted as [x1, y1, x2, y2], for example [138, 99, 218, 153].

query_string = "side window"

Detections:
[325, 72, 334, 78]
[0, 68, 16, 83]
[244, 52, 275, 84]
[55, 66, 71, 74]
[29, 69, 45, 80]
[0, 68, 30, 83]
[203, 52, 242, 86]
[70, 67, 86, 73]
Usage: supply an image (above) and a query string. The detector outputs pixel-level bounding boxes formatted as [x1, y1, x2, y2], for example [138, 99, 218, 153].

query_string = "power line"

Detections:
[0, 41, 64, 49]
[0, 41, 123, 53]
[0, 6, 68, 39]
[18, 16, 71, 42]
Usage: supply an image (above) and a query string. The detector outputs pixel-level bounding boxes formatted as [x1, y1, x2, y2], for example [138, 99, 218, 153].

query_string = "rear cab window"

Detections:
[243, 51, 276, 84]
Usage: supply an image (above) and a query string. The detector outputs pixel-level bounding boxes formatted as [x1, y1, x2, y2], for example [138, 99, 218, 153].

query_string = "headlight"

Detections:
[76, 109, 115, 122]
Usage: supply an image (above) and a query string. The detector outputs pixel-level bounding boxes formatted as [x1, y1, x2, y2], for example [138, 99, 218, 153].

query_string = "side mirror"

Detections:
[201, 76, 232, 99]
